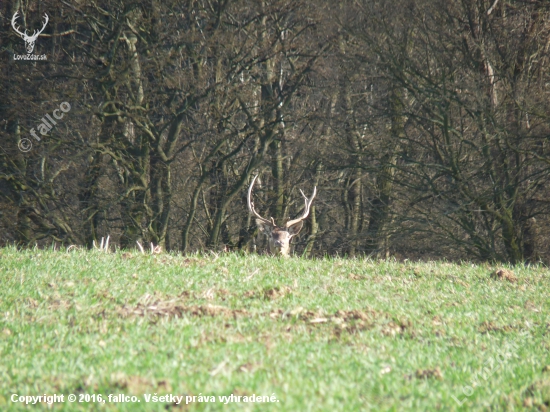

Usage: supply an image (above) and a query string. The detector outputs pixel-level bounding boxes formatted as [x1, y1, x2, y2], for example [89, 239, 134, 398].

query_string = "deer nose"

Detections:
[274, 240, 284, 248]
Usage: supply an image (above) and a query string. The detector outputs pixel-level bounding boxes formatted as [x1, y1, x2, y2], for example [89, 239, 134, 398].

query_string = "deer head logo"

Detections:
[11, 12, 49, 54]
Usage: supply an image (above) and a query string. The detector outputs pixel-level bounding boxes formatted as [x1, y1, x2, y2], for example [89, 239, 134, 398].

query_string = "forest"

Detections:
[1, 0, 549, 263]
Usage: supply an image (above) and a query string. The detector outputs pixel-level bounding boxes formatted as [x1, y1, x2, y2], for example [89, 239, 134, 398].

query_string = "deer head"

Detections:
[248, 175, 317, 257]
[12, 12, 49, 54]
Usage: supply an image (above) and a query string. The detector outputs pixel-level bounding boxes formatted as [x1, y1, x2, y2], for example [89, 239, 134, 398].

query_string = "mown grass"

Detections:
[0, 247, 549, 411]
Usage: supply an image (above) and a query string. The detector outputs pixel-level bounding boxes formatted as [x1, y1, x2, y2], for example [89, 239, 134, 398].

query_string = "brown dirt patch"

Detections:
[243, 286, 293, 300]
[118, 293, 247, 319]
[490, 268, 517, 283]
[381, 319, 411, 337]
[110, 372, 172, 394]
[478, 321, 515, 334]
[415, 367, 443, 380]
[524, 379, 550, 409]
[263, 286, 292, 300]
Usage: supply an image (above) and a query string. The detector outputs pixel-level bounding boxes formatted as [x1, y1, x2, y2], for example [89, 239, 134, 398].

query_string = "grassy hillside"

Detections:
[0, 247, 548, 411]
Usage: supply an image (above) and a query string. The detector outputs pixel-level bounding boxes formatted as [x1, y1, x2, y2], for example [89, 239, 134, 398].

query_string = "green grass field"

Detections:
[0, 247, 549, 411]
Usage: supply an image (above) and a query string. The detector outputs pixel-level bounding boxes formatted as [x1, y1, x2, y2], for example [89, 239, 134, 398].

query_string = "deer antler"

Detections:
[11, 12, 49, 54]
[285, 186, 317, 228]
[247, 175, 275, 226]
[29, 13, 49, 41]
[11, 12, 27, 38]
[12, 12, 49, 41]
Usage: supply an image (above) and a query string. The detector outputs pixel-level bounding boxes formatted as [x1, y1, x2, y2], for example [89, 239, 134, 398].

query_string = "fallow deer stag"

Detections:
[248, 175, 317, 257]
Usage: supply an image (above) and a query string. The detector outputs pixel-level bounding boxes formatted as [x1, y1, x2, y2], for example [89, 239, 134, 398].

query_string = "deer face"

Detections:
[248, 175, 315, 257]
[256, 220, 304, 256]
[24, 38, 38, 54]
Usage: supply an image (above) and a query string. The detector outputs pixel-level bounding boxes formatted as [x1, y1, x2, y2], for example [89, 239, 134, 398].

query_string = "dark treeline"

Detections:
[1, 0, 549, 263]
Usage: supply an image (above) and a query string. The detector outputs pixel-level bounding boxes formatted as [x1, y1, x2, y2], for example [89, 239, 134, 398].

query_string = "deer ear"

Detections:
[255, 219, 274, 235]
[287, 220, 304, 236]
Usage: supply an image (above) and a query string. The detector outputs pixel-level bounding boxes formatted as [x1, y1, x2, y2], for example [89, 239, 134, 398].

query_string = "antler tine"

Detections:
[285, 186, 317, 228]
[40, 13, 49, 32]
[11, 12, 26, 37]
[247, 175, 274, 225]
[28, 13, 49, 41]
[11, 12, 48, 40]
